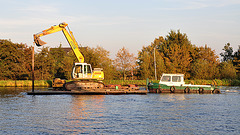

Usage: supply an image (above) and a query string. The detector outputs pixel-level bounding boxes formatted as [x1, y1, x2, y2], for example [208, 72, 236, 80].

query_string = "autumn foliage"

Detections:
[0, 30, 239, 80]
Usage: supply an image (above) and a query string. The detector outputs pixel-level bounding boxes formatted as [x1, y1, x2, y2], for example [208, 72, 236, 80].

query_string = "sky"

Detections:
[0, 0, 240, 59]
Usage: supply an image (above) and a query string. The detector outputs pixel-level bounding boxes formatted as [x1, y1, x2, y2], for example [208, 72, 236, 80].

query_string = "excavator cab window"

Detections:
[83, 64, 92, 78]
[73, 63, 92, 79]
[75, 65, 82, 73]
[74, 65, 83, 78]
[84, 65, 92, 73]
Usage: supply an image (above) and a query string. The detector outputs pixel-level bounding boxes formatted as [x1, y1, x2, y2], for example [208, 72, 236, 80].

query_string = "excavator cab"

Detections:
[72, 63, 93, 79]
[72, 63, 104, 80]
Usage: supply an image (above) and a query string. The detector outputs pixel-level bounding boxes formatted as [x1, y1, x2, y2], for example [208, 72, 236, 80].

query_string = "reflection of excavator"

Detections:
[34, 22, 104, 90]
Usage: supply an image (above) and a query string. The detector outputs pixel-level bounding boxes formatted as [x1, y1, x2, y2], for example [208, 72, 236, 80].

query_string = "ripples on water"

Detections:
[0, 87, 239, 134]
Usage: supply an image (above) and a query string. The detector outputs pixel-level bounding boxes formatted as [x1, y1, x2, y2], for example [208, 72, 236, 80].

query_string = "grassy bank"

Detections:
[0, 79, 240, 87]
[185, 79, 240, 86]
[0, 80, 52, 87]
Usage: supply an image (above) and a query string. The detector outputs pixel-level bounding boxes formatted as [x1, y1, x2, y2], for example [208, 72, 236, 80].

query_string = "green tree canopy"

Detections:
[191, 45, 220, 79]
[137, 30, 221, 80]
[220, 43, 233, 62]
[232, 46, 240, 76]
[219, 61, 236, 79]
[35, 47, 55, 80]
[0, 39, 32, 80]
[138, 37, 165, 80]
[159, 30, 194, 78]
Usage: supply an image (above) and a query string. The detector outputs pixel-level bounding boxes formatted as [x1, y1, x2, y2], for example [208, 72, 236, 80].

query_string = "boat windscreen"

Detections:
[161, 76, 171, 82]
[172, 76, 181, 82]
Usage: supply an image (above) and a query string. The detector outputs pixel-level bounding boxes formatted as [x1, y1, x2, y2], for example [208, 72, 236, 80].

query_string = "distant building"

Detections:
[50, 47, 86, 54]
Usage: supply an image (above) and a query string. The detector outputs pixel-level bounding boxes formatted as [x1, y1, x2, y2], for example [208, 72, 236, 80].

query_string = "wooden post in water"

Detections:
[32, 46, 34, 92]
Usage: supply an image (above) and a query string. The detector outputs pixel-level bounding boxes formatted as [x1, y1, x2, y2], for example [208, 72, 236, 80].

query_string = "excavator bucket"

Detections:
[34, 36, 47, 46]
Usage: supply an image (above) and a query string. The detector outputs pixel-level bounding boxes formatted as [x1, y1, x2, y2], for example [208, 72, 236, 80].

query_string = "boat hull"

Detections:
[148, 83, 220, 94]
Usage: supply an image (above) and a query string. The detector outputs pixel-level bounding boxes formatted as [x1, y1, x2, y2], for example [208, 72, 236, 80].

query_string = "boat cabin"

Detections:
[159, 73, 185, 86]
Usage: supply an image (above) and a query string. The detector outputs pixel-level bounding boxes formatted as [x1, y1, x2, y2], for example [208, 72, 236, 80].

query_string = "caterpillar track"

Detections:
[64, 80, 104, 91]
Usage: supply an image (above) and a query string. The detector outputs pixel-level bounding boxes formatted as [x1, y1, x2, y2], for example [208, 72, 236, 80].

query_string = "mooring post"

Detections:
[32, 46, 34, 92]
[146, 78, 149, 91]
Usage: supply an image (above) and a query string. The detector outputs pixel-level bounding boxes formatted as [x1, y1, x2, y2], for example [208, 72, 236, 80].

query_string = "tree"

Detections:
[232, 45, 240, 76]
[137, 36, 165, 79]
[92, 46, 116, 80]
[81, 46, 116, 80]
[61, 51, 75, 79]
[49, 44, 66, 79]
[0, 39, 32, 80]
[159, 30, 194, 79]
[138, 30, 221, 80]
[220, 43, 233, 62]
[219, 61, 236, 79]
[35, 47, 55, 80]
[191, 45, 220, 79]
[191, 59, 219, 79]
[191, 59, 209, 79]
[138, 47, 153, 79]
[114, 47, 136, 80]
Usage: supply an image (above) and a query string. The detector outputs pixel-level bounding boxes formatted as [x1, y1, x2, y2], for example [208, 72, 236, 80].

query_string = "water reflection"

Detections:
[0, 87, 47, 98]
[165, 94, 187, 101]
[0, 87, 28, 98]
[220, 86, 240, 93]
[0, 86, 239, 134]
[64, 95, 105, 133]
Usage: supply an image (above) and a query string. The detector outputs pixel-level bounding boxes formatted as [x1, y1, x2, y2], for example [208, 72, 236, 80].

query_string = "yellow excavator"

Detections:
[34, 22, 104, 90]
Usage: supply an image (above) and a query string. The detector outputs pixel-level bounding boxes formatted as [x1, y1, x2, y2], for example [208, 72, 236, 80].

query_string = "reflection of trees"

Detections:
[167, 94, 186, 102]
[65, 95, 105, 133]
[0, 87, 31, 98]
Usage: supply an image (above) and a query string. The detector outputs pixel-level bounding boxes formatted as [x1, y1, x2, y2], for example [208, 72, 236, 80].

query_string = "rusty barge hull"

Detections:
[27, 89, 147, 95]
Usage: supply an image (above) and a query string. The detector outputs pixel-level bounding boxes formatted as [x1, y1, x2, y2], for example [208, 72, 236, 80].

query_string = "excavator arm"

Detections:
[33, 22, 84, 63]
[34, 22, 104, 81]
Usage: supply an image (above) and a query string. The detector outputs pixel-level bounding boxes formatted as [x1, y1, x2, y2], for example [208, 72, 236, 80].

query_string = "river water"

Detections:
[0, 86, 239, 135]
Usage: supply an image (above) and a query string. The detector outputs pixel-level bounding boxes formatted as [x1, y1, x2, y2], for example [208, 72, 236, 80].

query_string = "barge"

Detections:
[148, 73, 220, 94]
[27, 84, 147, 95]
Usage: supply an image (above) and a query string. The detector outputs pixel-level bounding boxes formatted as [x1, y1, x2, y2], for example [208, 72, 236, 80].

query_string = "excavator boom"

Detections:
[34, 23, 67, 46]
[33, 22, 84, 63]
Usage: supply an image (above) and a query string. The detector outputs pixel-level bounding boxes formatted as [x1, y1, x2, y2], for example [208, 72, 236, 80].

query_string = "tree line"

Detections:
[0, 30, 239, 80]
